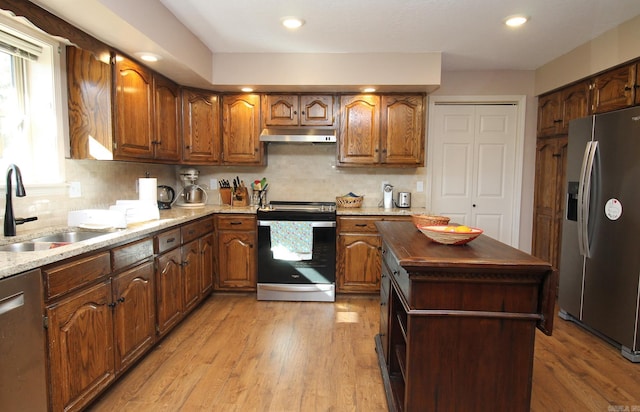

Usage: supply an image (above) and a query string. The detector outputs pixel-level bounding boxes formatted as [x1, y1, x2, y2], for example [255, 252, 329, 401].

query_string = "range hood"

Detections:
[259, 128, 336, 143]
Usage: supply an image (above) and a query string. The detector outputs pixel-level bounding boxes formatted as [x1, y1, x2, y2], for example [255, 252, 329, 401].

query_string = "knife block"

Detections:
[219, 188, 231, 205]
[232, 187, 249, 206]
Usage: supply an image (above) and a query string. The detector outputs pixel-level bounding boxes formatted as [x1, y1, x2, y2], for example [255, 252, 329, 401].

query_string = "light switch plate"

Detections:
[69, 181, 82, 198]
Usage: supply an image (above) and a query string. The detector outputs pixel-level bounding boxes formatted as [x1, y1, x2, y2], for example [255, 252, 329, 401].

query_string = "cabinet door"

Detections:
[560, 81, 590, 134]
[217, 230, 256, 290]
[182, 88, 221, 164]
[380, 94, 424, 165]
[182, 239, 201, 313]
[114, 55, 154, 159]
[263, 94, 299, 126]
[222, 94, 263, 164]
[338, 95, 380, 165]
[537, 92, 562, 137]
[300, 94, 334, 126]
[200, 233, 215, 296]
[112, 260, 155, 375]
[531, 136, 568, 269]
[66, 46, 113, 160]
[47, 280, 115, 412]
[337, 233, 381, 292]
[153, 74, 181, 161]
[155, 248, 183, 336]
[592, 64, 636, 114]
[636, 63, 640, 106]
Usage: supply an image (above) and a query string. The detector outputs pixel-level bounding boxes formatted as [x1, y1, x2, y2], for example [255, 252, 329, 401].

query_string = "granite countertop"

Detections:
[0, 204, 428, 280]
[0, 205, 256, 280]
[336, 207, 428, 216]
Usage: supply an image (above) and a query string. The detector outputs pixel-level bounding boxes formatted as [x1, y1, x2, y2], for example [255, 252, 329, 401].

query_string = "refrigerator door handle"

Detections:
[578, 140, 597, 258]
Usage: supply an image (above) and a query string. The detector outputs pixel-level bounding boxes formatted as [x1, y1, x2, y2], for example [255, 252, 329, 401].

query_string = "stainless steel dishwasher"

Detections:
[0, 269, 48, 411]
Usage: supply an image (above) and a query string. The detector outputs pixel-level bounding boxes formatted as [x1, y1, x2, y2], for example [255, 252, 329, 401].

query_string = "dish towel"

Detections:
[270, 221, 313, 261]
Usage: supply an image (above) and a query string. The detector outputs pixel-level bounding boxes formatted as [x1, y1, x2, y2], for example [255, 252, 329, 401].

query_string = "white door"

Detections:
[429, 103, 518, 245]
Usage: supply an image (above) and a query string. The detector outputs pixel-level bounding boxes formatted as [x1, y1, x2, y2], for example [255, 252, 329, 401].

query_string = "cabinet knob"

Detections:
[293, 110, 298, 115]
[118, 297, 125, 303]
[108, 302, 117, 308]
[624, 85, 632, 91]
[185, 145, 191, 150]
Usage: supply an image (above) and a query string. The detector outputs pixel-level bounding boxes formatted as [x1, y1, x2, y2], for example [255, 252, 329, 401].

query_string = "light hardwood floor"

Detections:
[89, 294, 640, 412]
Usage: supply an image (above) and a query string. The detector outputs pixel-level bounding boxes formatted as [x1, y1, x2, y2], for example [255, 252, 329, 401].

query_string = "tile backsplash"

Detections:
[2, 145, 425, 234]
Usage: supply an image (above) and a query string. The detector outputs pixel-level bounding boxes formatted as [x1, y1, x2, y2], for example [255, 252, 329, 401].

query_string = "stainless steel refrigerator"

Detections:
[559, 105, 640, 363]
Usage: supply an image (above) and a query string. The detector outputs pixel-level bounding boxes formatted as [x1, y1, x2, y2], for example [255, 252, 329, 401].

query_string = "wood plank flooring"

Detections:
[89, 294, 640, 411]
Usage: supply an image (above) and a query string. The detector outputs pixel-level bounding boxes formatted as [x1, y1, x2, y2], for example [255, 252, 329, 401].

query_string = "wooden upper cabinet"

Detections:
[222, 94, 264, 165]
[263, 94, 334, 127]
[380, 95, 425, 166]
[182, 88, 221, 164]
[537, 92, 562, 137]
[636, 63, 640, 106]
[338, 94, 381, 165]
[66, 46, 113, 160]
[592, 63, 636, 114]
[560, 81, 590, 134]
[153, 74, 181, 162]
[538, 82, 590, 137]
[113, 55, 154, 159]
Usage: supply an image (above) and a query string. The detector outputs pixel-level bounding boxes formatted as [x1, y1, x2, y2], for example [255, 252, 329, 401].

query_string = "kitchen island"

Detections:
[375, 221, 557, 412]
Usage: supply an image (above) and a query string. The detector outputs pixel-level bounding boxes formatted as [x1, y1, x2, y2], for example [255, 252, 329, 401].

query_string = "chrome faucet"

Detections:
[4, 164, 37, 236]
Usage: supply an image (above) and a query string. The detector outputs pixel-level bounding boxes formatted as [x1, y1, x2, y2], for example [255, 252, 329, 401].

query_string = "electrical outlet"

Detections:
[69, 181, 82, 198]
[210, 178, 218, 189]
[416, 181, 424, 192]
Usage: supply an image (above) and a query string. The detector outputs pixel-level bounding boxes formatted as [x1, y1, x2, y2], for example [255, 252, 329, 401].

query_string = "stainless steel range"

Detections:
[257, 201, 336, 302]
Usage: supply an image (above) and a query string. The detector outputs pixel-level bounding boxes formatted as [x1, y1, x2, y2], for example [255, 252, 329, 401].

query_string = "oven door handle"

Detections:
[258, 284, 333, 292]
[258, 220, 336, 228]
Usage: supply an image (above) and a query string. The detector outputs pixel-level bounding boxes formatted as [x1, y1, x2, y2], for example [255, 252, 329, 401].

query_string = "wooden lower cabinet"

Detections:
[532, 136, 568, 269]
[215, 214, 257, 290]
[336, 216, 409, 293]
[112, 261, 156, 374]
[47, 280, 115, 412]
[182, 239, 201, 313]
[44, 240, 155, 412]
[155, 247, 183, 336]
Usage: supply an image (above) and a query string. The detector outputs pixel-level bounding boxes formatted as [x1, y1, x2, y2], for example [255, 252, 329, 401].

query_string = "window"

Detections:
[0, 15, 65, 186]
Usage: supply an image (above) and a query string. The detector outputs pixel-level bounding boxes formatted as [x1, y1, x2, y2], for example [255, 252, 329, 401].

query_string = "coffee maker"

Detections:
[383, 184, 394, 209]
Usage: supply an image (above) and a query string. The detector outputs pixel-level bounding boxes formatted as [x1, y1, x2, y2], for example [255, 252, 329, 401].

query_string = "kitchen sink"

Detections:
[0, 231, 110, 252]
[31, 231, 106, 243]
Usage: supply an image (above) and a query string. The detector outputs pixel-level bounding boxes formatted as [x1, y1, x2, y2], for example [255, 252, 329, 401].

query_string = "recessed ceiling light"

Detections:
[505, 15, 528, 27]
[281, 17, 305, 29]
[363, 87, 376, 93]
[241, 87, 254, 92]
[137, 52, 162, 62]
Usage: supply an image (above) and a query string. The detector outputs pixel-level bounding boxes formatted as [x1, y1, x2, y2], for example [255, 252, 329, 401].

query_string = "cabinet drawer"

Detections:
[216, 215, 256, 231]
[382, 241, 409, 298]
[182, 217, 215, 243]
[43, 252, 111, 300]
[155, 228, 181, 254]
[112, 238, 153, 271]
[338, 217, 378, 233]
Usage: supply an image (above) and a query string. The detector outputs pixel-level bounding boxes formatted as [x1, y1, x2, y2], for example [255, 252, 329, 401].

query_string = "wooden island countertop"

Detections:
[375, 221, 557, 412]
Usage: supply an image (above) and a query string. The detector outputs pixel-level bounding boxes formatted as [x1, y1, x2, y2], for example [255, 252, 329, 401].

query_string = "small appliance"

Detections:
[397, 191, 411, 208]
[176, 168, 208, 207]
[383, 184, 394, 209]
[157, 185, 175, 209]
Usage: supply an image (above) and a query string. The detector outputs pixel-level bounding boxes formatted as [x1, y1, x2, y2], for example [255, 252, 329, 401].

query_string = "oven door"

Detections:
[257, 220, 336, 301]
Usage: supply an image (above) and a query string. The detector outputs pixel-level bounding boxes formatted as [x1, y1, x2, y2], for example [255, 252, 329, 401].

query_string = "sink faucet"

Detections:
[4, 164, 37, 236]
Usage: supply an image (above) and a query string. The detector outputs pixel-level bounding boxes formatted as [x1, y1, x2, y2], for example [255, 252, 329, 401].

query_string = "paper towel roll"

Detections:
[138, 178, 158, 203]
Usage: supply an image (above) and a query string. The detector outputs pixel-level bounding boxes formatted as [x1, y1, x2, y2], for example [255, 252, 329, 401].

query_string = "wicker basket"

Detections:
[336, 195, 363, 208]
[418, 225, 483, 245]
[411, 214, 450, 228]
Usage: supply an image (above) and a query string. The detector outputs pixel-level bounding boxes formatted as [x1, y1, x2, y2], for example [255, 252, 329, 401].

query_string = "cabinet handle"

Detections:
[393, 271, 399, 277]
[355, 223, 367, 227]
[117, 297, 125, 303]
[181, 260, 189, 267]
[166, 237, 176, 243]
[380, 302, 386, 306]
[624, 85, 632, 91]
[108, 302, 116, 308]
[230, 221, 243, 225]
[553, 119, 562, 123]
[552, 153, 561, 157]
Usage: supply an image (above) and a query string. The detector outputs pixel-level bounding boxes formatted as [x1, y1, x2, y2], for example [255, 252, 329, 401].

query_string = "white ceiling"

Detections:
[158, 0, 640, 71]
